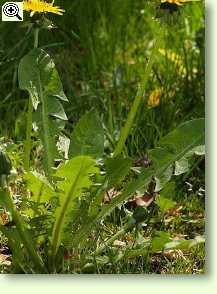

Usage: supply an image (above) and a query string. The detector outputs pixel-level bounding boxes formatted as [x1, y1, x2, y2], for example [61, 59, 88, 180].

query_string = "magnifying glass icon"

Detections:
[3, 3, 22, 20]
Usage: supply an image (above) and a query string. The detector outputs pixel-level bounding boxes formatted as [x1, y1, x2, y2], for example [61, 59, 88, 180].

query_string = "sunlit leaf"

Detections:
[24, 171, 54, 203]
[151, 231, 171, 253]
[51, 156, 99, 255]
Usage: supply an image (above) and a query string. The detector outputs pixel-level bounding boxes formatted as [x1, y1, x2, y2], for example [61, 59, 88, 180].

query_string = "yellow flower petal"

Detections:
[161, 0, 201, 5]
[23, 0, 65, 16]
[161, 0, 183, 6]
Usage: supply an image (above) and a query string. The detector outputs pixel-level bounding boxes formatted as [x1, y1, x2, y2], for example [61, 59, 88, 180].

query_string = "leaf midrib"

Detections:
[51, 158, 85, 255]
[38, 68, 53, 178]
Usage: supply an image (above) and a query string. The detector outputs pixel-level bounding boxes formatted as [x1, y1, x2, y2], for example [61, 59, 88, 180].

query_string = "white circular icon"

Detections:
[3, 3, 22, 20]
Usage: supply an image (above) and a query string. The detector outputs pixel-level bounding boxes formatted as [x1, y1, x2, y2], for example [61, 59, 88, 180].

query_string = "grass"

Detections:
[0, 0, 205, 274]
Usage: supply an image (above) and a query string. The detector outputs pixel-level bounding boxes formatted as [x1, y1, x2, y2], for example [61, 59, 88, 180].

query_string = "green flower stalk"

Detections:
[113, 32, 162, 157]
[23, 27, 39, 171]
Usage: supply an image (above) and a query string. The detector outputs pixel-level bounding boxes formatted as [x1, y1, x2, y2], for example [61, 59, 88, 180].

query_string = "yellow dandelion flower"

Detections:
[161, 0, 183, 6]
[161, 0, 201, 6]
[23, 0, 65, 16]
[148, 88, 163, 108]
[159, 0, 201, 15]
[161, 0, 200, 5]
